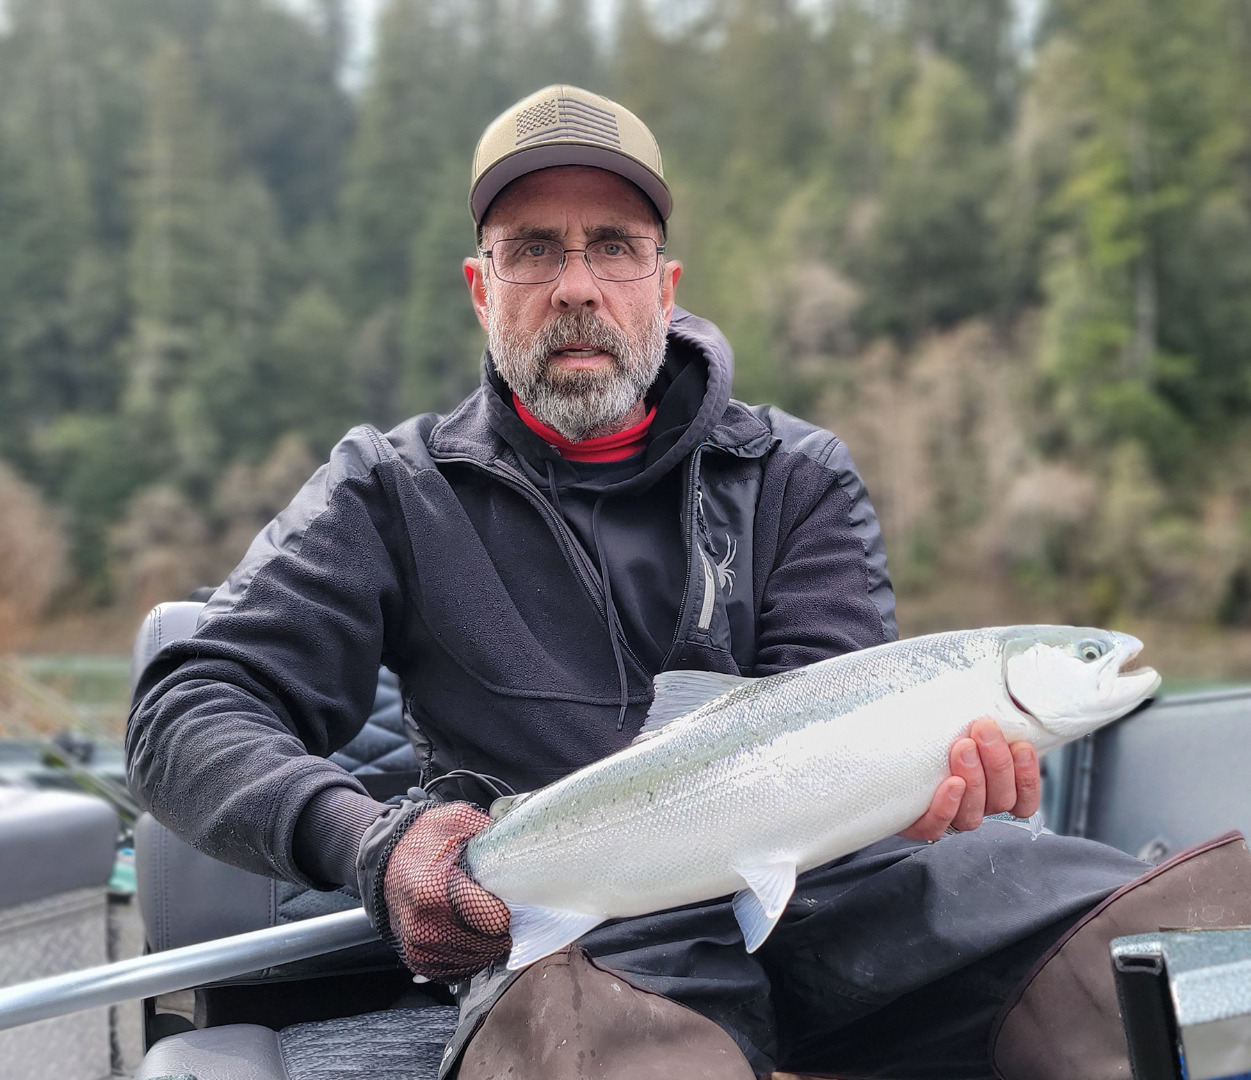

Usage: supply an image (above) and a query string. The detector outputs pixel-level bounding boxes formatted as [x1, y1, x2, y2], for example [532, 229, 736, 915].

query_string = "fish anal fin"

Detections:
[635, 671, 755, 742]
[504, 903, 604, 970]
[731, 859, 797, 953]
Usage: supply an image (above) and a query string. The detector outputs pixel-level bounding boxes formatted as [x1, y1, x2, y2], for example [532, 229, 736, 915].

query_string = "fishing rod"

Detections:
[0, 658, 142, 823]
[0, 907, 379, 1031]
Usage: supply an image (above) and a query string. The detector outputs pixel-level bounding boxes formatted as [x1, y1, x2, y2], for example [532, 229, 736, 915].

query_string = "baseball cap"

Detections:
[469, 85, 671, 225]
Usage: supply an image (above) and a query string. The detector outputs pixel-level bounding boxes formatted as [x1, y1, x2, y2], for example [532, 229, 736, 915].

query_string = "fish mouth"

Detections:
[1102, 633, 1161, 702]
[1117, 636, 1143, 672]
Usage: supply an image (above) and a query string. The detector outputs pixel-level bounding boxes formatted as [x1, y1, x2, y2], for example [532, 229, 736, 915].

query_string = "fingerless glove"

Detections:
[357, 797, 511, 981]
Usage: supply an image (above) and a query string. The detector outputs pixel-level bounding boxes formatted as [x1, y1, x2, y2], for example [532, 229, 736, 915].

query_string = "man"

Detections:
[129, 86, 1248, 1079]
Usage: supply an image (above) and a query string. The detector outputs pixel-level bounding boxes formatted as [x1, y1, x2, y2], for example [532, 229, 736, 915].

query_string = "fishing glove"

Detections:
[357, 796, 511, 982]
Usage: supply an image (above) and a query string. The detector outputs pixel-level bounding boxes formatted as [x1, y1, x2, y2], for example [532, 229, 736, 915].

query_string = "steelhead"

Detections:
[465, 625, 1160, 970]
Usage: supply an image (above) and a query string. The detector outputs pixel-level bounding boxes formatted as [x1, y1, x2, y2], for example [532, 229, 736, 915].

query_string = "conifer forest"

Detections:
[1, 0, 1250, 682]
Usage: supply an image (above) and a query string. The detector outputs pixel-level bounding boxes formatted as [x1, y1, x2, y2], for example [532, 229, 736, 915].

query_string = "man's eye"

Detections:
[597, 241, 631, 257]
[521, 242, 552, 258]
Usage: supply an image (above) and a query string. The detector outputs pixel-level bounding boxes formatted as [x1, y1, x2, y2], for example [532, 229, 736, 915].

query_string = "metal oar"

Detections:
[0, 907, 379, 1031]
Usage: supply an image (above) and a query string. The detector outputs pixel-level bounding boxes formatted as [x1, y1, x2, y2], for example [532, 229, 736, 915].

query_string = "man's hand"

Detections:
[381, 802, 511, 980]
[359, 800, 511, 981]
[901, 719, 1041, 842]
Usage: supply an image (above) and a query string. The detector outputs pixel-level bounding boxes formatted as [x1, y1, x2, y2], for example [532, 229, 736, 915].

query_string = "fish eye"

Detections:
[1077, 639, 1106, 663]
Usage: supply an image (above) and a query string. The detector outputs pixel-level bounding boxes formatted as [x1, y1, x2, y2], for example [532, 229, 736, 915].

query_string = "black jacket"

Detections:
[127, 308, 896, 889]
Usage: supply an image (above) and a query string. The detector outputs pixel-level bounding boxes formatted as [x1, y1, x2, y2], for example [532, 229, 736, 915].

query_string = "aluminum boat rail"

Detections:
[0, 907, 379, 1030]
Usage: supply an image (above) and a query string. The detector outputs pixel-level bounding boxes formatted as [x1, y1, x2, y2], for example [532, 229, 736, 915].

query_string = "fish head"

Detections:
[1002, 627, 1161, 745]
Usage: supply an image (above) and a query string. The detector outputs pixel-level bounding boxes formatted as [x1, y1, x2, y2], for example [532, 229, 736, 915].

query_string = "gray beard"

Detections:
[487, 299, 668, 442]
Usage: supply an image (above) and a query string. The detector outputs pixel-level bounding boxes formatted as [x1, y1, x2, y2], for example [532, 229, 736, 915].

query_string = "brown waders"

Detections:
[447, 827, 1250, 1079]
[991, 831, 1251, 1080]
[445, 823, 1144, 1079]
[455, 945, 757, 1080]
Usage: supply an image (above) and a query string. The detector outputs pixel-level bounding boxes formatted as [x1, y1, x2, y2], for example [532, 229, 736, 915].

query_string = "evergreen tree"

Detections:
[524, 0, 599, 91]
[401, 160, 483, 416]
[266, 284, 357, 453]
[1035, 0, 1251, 463]
[856, 53, 1004, 339]
[0, 0, 97, 454]
[200, 0, 353, 231]
[124, 33, 289, 485]
[902, 0, 1018, 128]
[340, 0, 459, 312]
[125, 35, 236, 417]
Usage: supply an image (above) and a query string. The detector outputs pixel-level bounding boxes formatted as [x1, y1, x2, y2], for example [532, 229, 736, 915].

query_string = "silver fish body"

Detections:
[465, 625, 1160, 969]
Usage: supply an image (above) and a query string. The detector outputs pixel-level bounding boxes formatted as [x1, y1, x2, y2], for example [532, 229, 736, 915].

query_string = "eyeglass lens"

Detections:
[490, 237, 659, 283]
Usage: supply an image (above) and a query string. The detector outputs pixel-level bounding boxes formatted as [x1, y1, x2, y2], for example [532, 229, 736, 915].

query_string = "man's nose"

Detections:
[550, 251, 602, 310]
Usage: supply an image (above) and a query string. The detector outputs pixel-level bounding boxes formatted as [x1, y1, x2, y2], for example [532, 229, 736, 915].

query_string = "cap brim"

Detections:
[470, 143, 672, 224]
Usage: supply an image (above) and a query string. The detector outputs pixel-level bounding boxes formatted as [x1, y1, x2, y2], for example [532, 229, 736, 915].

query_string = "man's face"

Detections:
[465, 167, 681, 441]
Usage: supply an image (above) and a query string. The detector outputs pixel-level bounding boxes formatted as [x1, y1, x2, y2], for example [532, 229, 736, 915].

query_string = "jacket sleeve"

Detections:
[752, 426, 897, 676]
[126, 427, 407, 887]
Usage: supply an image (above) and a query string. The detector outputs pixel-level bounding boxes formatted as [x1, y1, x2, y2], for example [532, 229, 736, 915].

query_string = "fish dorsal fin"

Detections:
[503, 902, 605, 970]
[731, 859, 797, 952]
[634, 670, 755, 742]
[488, 792, 533, 820]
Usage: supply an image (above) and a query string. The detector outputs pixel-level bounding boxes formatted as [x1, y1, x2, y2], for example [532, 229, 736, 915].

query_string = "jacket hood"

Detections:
[429, 307, 738, 496]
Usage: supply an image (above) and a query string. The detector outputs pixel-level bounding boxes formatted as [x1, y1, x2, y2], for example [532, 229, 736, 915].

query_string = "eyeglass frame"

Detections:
[478, 235, 667, 285]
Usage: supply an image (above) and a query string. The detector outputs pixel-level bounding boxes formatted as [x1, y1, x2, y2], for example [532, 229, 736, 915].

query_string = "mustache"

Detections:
[532, 311, 629, 364]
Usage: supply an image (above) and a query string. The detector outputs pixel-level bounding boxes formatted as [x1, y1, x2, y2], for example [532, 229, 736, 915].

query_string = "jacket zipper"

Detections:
[669, 443, 711, 651]
[430, 452, 649, 679]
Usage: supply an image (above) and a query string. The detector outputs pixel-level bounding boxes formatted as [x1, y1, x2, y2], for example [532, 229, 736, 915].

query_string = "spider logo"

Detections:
[713, 534, 737, 595]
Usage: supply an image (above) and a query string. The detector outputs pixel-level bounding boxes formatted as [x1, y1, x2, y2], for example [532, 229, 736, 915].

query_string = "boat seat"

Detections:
[130, 601, 424, 985]
[129, 601, 426, 789]
[128, 599, 459, 1079]
[132, 1006, 459, 1080]
[0, 789, 120, 1080]
[1080, 687, 1251, 862]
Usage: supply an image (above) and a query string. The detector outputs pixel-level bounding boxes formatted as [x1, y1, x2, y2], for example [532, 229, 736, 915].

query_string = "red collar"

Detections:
[513, 394, 656, 462]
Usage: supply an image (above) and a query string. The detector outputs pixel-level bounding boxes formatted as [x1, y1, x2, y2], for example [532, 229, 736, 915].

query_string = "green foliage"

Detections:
[1034, 0, 1251, 464]
[340, 0, 459, 311]
[36, 413, 158, 588]
[856, 54, 1005, 338]
[401, 159, 484, 416]
[0, 0, 1248, 623]
[200, 1, 352, 230]
[268, 285, 358, 453]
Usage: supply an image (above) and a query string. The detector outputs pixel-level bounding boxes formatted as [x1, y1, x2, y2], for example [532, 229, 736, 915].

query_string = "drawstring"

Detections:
[592, 497, 631, 731]
[423, 769, 516, 802]
[544, 460, 565, 518]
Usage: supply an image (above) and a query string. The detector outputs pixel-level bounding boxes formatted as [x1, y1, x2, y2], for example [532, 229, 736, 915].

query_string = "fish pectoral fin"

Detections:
[731, 860, 797, 953]
[635, 670, 757, 741]
[503, 903, 605, 970]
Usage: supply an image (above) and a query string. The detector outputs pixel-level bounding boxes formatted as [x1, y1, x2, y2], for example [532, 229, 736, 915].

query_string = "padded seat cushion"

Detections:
[329, 668, 420, 775]
[133, 1006, 459, 1080]
[0, 788, 118, 908]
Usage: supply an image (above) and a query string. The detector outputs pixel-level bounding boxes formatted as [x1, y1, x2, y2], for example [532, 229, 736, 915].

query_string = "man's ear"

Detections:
[464, 258, 490, 332]
[661, 261, 682, 324]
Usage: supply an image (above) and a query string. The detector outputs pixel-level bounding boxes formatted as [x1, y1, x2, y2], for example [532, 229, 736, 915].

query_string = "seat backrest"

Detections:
[1065, 688, 1251, 863]
[129, 601, 424, 786]
[129, 600, 420, 976]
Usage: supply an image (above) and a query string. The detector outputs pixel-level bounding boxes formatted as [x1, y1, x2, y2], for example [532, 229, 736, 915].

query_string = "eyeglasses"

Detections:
[481, 236, 665, 284]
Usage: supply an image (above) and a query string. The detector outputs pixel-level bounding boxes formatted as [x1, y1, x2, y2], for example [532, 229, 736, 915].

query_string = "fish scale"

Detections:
[465, 625, 1161, 970]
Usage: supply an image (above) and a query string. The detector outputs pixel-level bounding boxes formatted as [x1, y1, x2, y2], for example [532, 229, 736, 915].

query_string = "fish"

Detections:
[464, 625, 1161, 971]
